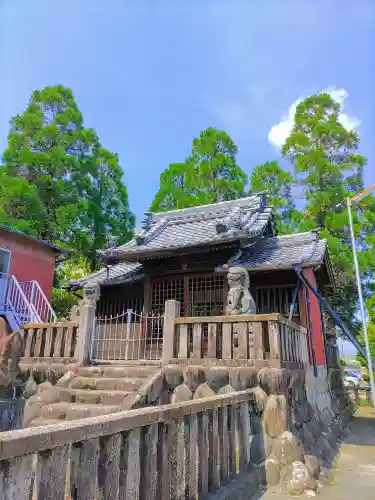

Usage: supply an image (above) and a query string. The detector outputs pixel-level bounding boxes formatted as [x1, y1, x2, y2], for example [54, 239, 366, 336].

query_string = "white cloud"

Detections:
[268, 86, 361, 148]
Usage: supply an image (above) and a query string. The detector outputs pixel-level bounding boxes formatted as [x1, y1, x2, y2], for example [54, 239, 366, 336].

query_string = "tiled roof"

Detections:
[101, 194, 275, 262]
[0, 225, 65, 254]
[217, 231, 327, 272]
[74, 231, 329, 289]
[70, 262, 143, 290]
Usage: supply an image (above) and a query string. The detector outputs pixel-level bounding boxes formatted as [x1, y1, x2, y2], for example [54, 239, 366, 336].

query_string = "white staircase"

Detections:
[0, 273, 56, 332]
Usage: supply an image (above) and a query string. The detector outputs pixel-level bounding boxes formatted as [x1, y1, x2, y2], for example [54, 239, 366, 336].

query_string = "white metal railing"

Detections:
[91, 309, 164, 362]
[6, 275, 40, 327]
[19, 279, 57, 323]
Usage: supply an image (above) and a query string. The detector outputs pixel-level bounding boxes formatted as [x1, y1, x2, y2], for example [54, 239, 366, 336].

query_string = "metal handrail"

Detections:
[7, 276, 41, 328]
[18, 279, 57, 323]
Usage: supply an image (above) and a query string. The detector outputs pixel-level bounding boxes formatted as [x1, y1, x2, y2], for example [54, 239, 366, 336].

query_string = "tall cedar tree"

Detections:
[282, 93, 373, 324]
[1, 85, 134, 267]
[76, 145, 135, 266]
[249, 161, 297, 233]
[150, 127, 247, 211]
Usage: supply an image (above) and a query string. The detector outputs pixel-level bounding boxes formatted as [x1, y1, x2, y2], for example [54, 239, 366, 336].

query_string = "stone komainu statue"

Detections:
[82, 281, 101, 306]
[226, 266, 257, 315]
[70, 282, 101, 319]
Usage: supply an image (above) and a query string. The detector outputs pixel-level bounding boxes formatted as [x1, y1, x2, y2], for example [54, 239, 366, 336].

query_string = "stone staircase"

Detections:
[26, 364, 160, 427]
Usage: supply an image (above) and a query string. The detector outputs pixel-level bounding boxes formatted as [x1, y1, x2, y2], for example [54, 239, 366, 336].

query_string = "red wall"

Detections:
[298, 267, 326, 366]
[0, 230, 57, 300]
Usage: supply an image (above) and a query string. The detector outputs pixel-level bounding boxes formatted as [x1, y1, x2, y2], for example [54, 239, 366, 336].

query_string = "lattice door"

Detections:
[151, 277, 185, 315]
[188, 275, 225, 317]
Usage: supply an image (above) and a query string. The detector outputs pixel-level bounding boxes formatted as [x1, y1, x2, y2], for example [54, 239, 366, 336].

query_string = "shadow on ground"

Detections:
[345, 410, 375, 447]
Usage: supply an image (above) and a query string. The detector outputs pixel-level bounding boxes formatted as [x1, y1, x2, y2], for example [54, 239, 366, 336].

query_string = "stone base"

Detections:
[163, 364, 354, 496]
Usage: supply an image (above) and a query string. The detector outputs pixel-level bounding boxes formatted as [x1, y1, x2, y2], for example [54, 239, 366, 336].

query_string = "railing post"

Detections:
[76, 283, 100, 365]
[30, 281, 36, 310]
[268, 319, 282, 367]
[162, 300, 180, 362]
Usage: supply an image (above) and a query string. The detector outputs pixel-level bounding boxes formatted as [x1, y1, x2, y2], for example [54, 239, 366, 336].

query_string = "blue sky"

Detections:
[1, 0, 374, 225]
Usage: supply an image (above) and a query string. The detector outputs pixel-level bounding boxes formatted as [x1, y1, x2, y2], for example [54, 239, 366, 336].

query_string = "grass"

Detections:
[357, 396, 372, 407]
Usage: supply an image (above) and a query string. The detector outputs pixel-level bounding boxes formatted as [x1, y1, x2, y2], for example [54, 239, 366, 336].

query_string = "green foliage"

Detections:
[0, 169, 45, 234]
[249, 161, 298, 233]
[52, 258, 90, 319]
[1, 85, 134, 268]
[150, 127, 247, 212]
[281, 92, 372, 323]
[356, 322, 375, 367]
[70, 145, 135, 266]
[54, 257, 91, 285]
[52, 288, 79, 321]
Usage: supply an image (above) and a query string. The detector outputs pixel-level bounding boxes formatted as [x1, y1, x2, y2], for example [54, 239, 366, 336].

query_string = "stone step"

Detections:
[39, 402, 120, 421]
[69, 376, 145, 392]
[58, 388, 131, 405]
[65, 403, 120, 421]
[76, 365, 157, 379]
[40, 402, 71, 420]
[101, 365, 158, 379]
[28, 418, 63, 428]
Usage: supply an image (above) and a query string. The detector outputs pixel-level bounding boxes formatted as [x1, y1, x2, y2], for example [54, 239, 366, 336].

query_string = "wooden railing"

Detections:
[171, 312, 309, 367]
[21, 322, 79, 360]
[278, 317, 309, 367]
[0, 390, 255, 499]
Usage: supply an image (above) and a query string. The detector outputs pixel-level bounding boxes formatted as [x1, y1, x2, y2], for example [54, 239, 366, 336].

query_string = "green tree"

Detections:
[356, 321, 375, 369]
[71, 145, 135, 267]
[150, 127, 247, 212]
[1, 85, 134, 266]
[0, 168, 45, 233]
[249, 161, 298, 233]
[281, 93, 372, 323]
[2, 85, 96, 241]
[52, 258, 90, 319]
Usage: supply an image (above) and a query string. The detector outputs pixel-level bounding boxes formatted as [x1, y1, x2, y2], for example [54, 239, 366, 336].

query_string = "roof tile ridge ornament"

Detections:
[135, 216, 169, 246]
[295, 228, 321, 264]
[219, 248, 244, 272]
[216, 205, 242, 234]
[258, 191, 267, 210]
[242, 211, 260, 234]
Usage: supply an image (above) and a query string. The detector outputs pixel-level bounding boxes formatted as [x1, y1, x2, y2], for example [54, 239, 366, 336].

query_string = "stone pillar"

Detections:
[76, 283, 100, 365]
[162, 300, 180, 363]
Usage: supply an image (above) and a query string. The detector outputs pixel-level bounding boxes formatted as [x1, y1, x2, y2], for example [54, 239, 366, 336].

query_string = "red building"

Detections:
[0, 227, 63, 329]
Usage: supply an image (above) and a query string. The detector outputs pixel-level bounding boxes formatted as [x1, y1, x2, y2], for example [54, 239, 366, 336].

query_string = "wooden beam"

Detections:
[23, 322, 78, 329]
[174, 313, 280, 324]
[143, 275, 152, 315]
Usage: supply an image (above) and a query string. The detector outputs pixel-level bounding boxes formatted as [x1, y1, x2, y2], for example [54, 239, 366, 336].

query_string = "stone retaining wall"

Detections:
[17, 361, 354, 497]
[130, 364, 354, 496]
[2, 362, 353, 497]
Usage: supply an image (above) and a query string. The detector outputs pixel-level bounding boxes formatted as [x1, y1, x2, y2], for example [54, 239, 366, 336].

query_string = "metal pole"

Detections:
[347, 197, 375, 412]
